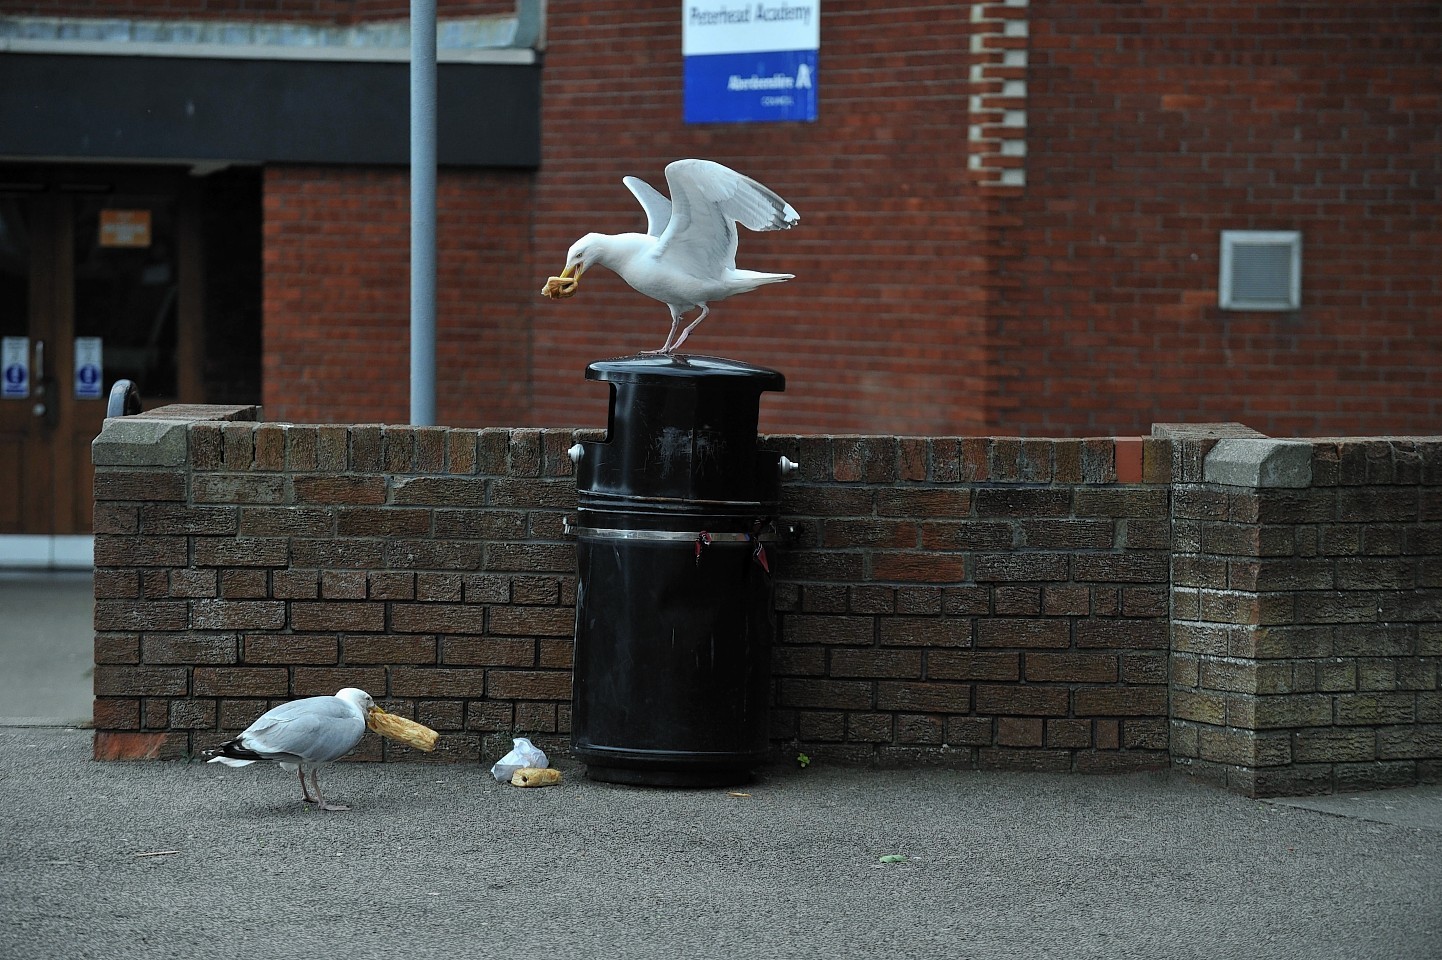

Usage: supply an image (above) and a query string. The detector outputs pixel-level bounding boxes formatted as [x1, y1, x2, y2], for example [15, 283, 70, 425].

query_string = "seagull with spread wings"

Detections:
[542, 159, 800, 355]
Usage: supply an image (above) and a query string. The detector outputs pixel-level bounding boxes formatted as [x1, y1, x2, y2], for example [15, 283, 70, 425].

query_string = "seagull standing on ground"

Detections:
[207, 687, 378, 812]
[541, 159, 800, 355]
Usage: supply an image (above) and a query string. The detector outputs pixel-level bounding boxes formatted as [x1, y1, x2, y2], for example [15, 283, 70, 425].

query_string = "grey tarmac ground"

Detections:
[1, 572, 1439, 960]
[1, 726, 1440, 960]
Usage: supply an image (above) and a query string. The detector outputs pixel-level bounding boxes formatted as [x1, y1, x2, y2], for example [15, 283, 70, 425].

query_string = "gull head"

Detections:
[541, 233, 610, 299]
[335, 687, 378, 719]
[562, 233, 612, 282]
[565, 232, 611, 272]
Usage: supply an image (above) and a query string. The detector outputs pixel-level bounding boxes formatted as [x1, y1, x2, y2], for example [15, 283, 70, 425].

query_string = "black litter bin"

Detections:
[569, 354, 791, 787]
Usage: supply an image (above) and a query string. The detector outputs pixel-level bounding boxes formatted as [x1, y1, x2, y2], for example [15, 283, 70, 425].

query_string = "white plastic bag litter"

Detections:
[490, 737, 548, 783]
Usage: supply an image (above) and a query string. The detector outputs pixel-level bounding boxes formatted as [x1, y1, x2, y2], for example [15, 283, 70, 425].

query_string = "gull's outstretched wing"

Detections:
[623, 176, 672, 238]
[654, 159, 800, 275]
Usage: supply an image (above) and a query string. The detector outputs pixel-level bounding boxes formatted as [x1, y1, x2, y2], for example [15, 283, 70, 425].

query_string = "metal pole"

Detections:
[410, 0, 438, 425]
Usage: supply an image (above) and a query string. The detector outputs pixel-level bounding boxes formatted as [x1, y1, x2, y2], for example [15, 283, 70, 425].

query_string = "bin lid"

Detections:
[586, 354, 785, 392]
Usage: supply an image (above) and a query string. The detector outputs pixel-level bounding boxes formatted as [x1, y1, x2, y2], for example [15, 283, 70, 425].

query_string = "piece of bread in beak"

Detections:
[541, 275, 579, 299]
[367, 709, 439, 752]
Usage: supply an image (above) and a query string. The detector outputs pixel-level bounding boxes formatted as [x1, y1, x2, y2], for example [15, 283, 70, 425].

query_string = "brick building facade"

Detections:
[1, 2, 1438, 559]
[3, 2, 1437, 437]
[7, 1, 1438, 438]
[269, 1, 1440, 437]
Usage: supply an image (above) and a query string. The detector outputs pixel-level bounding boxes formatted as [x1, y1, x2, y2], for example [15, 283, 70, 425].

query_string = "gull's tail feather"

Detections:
[206, 737, 262, 766]
[729, 270, 794, 293]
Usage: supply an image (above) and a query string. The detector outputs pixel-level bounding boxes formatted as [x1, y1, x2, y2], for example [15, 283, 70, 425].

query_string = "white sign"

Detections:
[2, 336, 28, 399]
[683, 1, 820, 124]
[682, 2, 819, 54]
[74, 336, 103, 400]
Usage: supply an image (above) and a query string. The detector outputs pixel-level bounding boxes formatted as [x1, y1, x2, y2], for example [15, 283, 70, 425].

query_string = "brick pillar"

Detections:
[1167, 426, 1442, 797]
[91, 404, 261, 760]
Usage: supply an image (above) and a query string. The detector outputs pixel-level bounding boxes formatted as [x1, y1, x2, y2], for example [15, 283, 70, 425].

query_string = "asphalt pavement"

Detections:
[0, 571, 94, 726]
[0, 725, 1438, 960]
[1, 573, 1439, 959]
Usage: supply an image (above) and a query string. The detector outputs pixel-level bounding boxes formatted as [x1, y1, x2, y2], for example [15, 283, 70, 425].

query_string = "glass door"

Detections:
[74, 193, 182, 403]
[0, 170, 197, 546]
[0, 189, 58, 538]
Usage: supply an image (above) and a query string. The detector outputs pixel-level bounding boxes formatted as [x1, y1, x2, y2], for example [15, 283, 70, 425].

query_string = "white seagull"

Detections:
[542, 159, 800, 354]
[207, 687, 378, 812]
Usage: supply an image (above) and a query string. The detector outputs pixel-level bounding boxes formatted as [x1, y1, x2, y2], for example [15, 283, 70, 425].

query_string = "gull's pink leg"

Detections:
[641, 313, 684, 355]
[668, 305, 710, 353]
[311, 770, 349, 812]
[299, 768, 318, 804]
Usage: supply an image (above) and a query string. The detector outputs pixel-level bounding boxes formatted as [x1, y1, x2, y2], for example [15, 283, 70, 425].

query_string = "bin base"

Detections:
[582, 763, 752, 788]
[574, 743, 762, 788]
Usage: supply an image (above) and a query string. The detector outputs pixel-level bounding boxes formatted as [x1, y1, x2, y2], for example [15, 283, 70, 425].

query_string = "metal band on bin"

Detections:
[568, 526, 771, 543]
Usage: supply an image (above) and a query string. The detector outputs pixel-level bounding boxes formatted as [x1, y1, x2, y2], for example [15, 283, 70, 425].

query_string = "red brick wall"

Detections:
[995, 1, 1442, 436]
[767, 432, 1173, 771]
[90, 406, 1172, 773]
[531, 0, 994, 437]
[93, 410, 582, 763]
[90, 406, 1442, 794]
[1170, 434, 1442, 797]
[21, 1, 1439, 438]
[531, 1, 1441, 438]
[261, 165, 534, 428]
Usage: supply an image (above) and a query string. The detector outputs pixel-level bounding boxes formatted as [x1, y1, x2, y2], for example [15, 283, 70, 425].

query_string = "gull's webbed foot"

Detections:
[307, 771, 349, 813]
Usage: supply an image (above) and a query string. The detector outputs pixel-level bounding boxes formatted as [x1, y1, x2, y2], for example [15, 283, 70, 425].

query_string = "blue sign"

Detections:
[684, 50, 817, 124]
[683, 2, 820, 125]
[74, 337, 103, 399]
[1, 337, 26, 399]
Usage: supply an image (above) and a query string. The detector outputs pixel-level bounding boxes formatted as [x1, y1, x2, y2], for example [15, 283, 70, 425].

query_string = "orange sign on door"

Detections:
[99, 209, 152, 248]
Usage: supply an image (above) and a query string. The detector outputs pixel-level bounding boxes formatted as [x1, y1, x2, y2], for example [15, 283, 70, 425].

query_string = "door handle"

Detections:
[31, 339, 56, 427]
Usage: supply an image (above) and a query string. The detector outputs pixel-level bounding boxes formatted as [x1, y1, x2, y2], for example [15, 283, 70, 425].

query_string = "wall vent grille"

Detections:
[1219, 230, 1301, 311]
